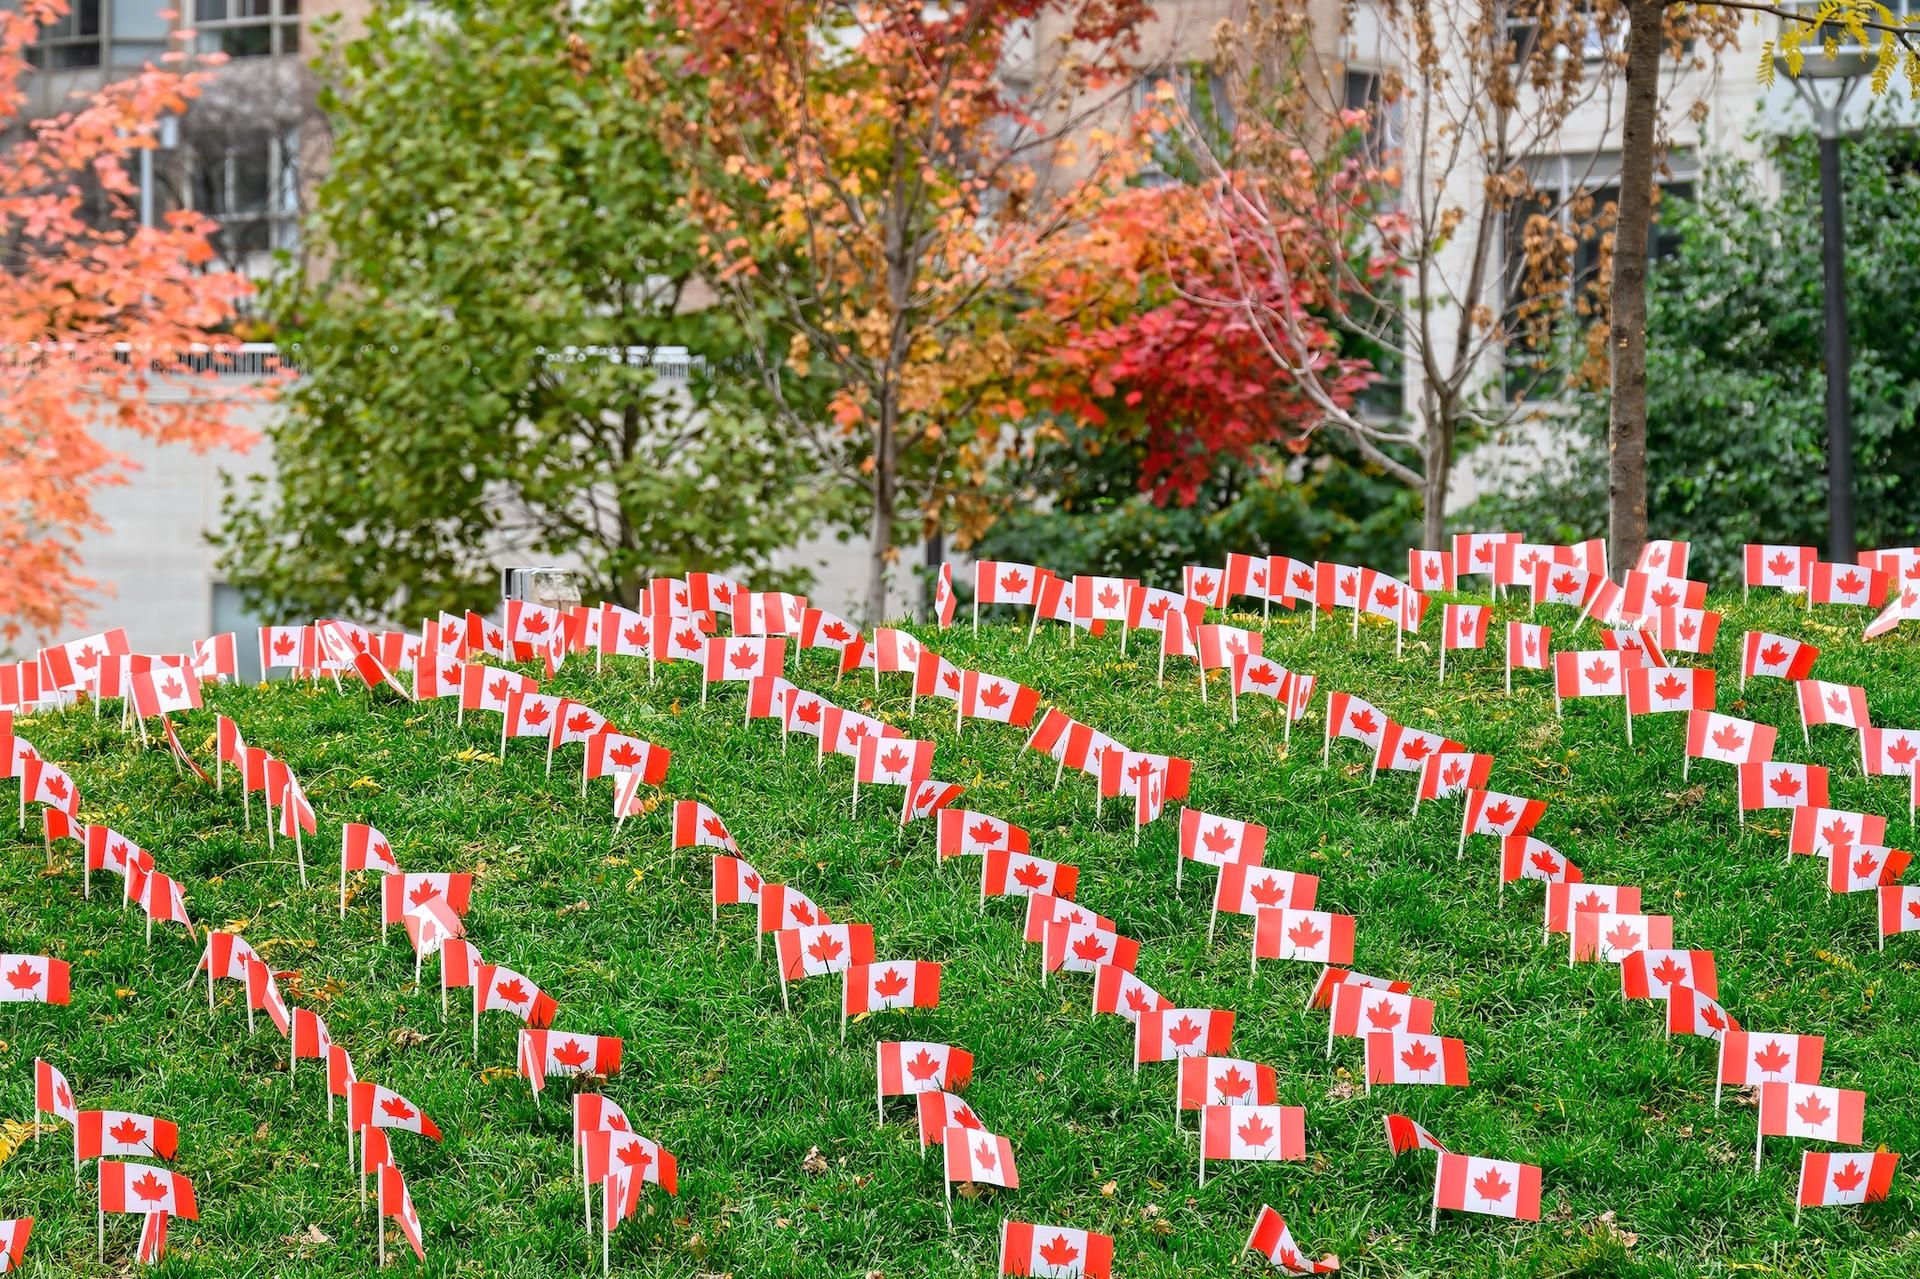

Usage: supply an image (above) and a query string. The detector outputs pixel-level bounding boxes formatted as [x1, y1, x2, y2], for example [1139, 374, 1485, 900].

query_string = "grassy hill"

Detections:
[4, 592, 1919, 1278]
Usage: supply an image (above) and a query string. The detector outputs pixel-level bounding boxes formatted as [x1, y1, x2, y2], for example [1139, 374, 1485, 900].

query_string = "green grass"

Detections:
[5, 593, 1920, 1278]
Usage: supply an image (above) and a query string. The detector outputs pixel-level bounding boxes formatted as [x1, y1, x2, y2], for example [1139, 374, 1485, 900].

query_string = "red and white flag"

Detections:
[1620, 948, 1717, 999]
[906, 776, 962, 821]
[1071, 575, 1130, 624]
[672, 801, 736, 852]
[549, 699, 609, 752]
[1178, 1056, 1278, 1109]
[379, 1163, 426, 1261]
[19, 758, 78, 816]
[1385, 1113, 1449, 1156]
[1025, 895, 1111, 944]
[1531, 561, 1597, 611]
[703, 636, 785, 684]
[0, 955, 69, 1005]
[1254, 909, 1355, 965]
[1808, 562, 1889, 608]
[1742, 630, 1819, 681]
[975, 561, 1044, 607]
[130, 668, 201, 719]
[1270, 556, 1315, 606]
[1373, 721, 1462, 774]
[844, 961, 941, 1015]
[1129, 586, 1200, 637]
[1135, 1008, 1234, 1063]
[856, 736, 934, 789]
[1570, 910, 1672, 962]
[999, 1220, 1114, 1279]
[1745, 544, 1815, 593]
[381, 873, 473, 927]
[1788, 806, 1887, 858]
[475, 963, 558, 1027]
[1760, 1082, 1864, 1143]
[1433, 1153, 1540, 1221]
[982, 849, 1076, 901]
[757, 884, 829, 933]
[34, 1058, 76, 1125]
[878, 1041, 973, 1097]
[1546, 883, 1641, 935]
[945, 1128, 1018, 1189]
[1307, 968, 1409, 1010]
[518, 1030, 622, 1096]
[1418, 752, 1491, 804]
[1506, 621, 1551, 672]
[712, 855, 763, 910]
[1500, 836, 1580, 885]
[778, 924, 875, 980]
[1798, 679, 1869, 732]
[1865, 583, 1920, 640]
[1739, 762, 1829, 813]
[1642, 605, 1719, 656]
[1453, 531, 1520, 577]
[1862, 727, 1920, 778]
[99, 1161, 196, 1219]
[38, 628, 130, 691]
[1231, 654, 1293, 704]
[1245, 1206, 1339, 1275]
[1666, 984, 1738, 1040]
[1554, 650, 1625, 699]
[1409, 548, 1455, 593]
[1331, 984, 1433, 1040]
[684, 571, 740, 617]
[1044, 922, 1139, 975]
[1829, 845, 1911, 893]
[1626, 666, 1715, 716]
[1880, 885, 1920, 938]
[1324, 692, 1386, 754]
[1721, 1031, 1823, 1088]
[1443, 603, 1489, 650]
[1461, 789, 1547, 842]
[1798, 1151, 1899, 1209]
[584, 731, 671, 784]
[1179, 809, 1266, 868]
[737, 590, 807, 637]
[958, 671, 1039, 727]
[1637, 539, 1690, 577]
[341, 823, 399, 875]
[1201, 1104, 1305, 1164]
[1183, 564, 1228, 608]
[1214, 866, 1318, 919]
[1313, 562, 1361, 613]
[1366, 1032, 1468, 1087]
[1686, 711, 1777, 766]
[459, 664, 535, 716]
[77, 1111, 179, 1161]
[914, 1093, 982, 1151]
[0, 1218, 29, 1272]
[938, 809, 1029, 859]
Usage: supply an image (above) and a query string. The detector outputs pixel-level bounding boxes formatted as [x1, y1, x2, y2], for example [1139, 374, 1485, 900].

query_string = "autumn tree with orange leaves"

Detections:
[0, 1, 257, 641]
[655, 0, 1154, 622]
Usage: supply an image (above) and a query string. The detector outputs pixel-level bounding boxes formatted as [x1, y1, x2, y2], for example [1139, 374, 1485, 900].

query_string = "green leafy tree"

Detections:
[1469, 128, 1920, 582]
[217, 0, 830, 623]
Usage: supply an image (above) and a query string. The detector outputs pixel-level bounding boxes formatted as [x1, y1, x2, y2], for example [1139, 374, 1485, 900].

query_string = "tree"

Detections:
[217, 0, 831, 624]
[0, 2, 257, 641]
[1467, 132, 1920, 580]
[664, 0, 1152, 622]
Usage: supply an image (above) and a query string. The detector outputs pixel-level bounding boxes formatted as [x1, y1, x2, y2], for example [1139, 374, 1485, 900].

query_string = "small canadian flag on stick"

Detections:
[998, 1220, 1115, 1279]
[1365, 1032, 1469, 1090]
[1243, 1205, 1340, 1274]
[1797, 1151, 1899, 1219]
[1199, 1104, 1305, 1186]
[1432, 1153, 1541, 1226]
[1178, 1056, 1278, 1110]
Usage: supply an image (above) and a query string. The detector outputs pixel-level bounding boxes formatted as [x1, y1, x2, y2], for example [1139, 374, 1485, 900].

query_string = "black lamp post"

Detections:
[1778, 22, 1872, 562]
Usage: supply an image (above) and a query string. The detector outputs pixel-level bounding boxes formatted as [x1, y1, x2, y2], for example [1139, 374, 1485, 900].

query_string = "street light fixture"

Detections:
[1775, 9, 1874, 563]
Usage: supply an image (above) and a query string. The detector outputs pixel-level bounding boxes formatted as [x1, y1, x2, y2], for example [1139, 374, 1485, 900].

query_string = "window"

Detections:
[112, 0, 172, 66]
[189, 126, 300, 261]
[1132, 62, 1236, 185]
[1506, 0, 1627, 66]
[26, 0, 102, 68]
[195, 0, 300, 59]
[1342, 69, 1402, 166]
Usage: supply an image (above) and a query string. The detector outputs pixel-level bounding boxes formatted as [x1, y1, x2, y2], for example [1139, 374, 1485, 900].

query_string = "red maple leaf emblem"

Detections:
[1649, 956, 1687, 987]
[408, 880, 440, 907]
[942, 670, 960, 691]
[1012, 861, 1050, 890]
[1757, 641, 1789, 668]
[1653, 674, 1687, 702]
[5, 961, 41, 992]
[1096, 586, 1120, 610]
[1889, 738, 1917, 767]
[1286, 918, 1324, 951]
[617, 1142, 652, 1176]
[1338, 572, 1357, 596]
[1365, 1000, 1400, 1030]
[1651, 584, 1679, 607]
[1248, 876, 1286, 907]
[371, 840, 395, 867]
[522, 701, 550, 727]
[1039, 1235, 1079, 1268]
[273, 633, 296, 657]
[131, 1171, 170, 1204]
[795, 700, 822, 725]
[1701, 1005, 1726, 1031]
[821, 620, 853, 644]
[1753, 1041, 1791, 1074]
[1237, 1113, 1274, 1149]
[1583, 658, 1613, 687]
[1400, 1041, 1438, 1073]
[1071, 933, 1110, 963]
[1215, 1065, 1250, 1101]
[441, 663, 462, 684]
[1710, 724, 1746, 753]
[1147, 597, 1169, 621]
[1836, 570, 1865, 595]
[623, 622, 648, 648]
[742, 872, 762, 895]
[1551, 571, 1579, 596]
[1603, 922, 1641, 953]
[1524, 632, 1538, 657]
[1202, 825, 1237, 856]
[702, 816, 729, 841]
[159, 676, 184, 699]
[552, 1038, 591, 1069]
[1767, 551, 1797, 578]
[1679, 617, 1697, 640]
[1523, 851, 1557, 879]
[978, 683, 1009, 710]
[1821, 818, 1855, 849]
[1425, 560, 1441, 581]
[1646, 547, 1666, 567]
[56, 1081, 71, 1109]
[1483, 800, 1516, 828]
[520, 612, 550, 635]
[1167, 1015, 1203, 1047]
[1441, 760, 1465, 788]
[1193, 574, 1216, 597]
[974, 1140, 997, 1171]
[953, 1105, 983, 1130]
[730, 646, 759, 671]
[788, 900, 816, 926]
[1458, 613, 1476, 637]
[906, 1048, 941, 1081]
[1374, 584, 1399, 608]
[609, 742, 642, 768]
[109, 1117, 148, 1147]
[380, 1096, 415, 1123]
[495, 977, 530, 1006]
[1795, 1093, 1831, 1128]
[879, 746, 909, 775]
[1247, 663, 1277, 686]
[1000, 570, 1027, 594]
[43, 775, 67, 801]
[1852, 851, 1881, 881]
[1472, 1168, 1511, 1202]
[567, 711, 596, 734]
[1125, 986, 1153, 1013]
[1769, 770, 1801, 798]
[675, 628, 701, 652]
[873, 968, 910, 998]
[806, 933, 844, 965]
[1400, 737, 1432, 762]
[1291, 569, 1313, 593]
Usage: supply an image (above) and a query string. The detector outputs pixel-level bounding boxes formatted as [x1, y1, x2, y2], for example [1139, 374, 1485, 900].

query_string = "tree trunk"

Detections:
[1422, 411, 1454, 552]
[1607, 0, 1661, 577]
[867, 409, 894, 625]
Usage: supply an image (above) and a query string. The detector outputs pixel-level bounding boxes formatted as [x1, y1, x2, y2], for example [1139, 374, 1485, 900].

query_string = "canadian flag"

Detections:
[1760, 1082, 1865, 1143]
[342, 823, 399, 874]
[1546, 883, 1641, 935]
[1366, 1031, 1469, 1086]
[86, 825, 145, 879]
[1500, 836, 1580, 885]
[1044, 921, 1139, 975]
[909, 776, 964, 823]
[412, 647, 464, 701]
[1226, 551, 1273, 603]
[1271, 555, 1315, 605]
[672, 801, 736, 852]
[404, 896, 465, 958]
[1745, 543, 1815, 592]
[1879, 884, 1920, 938]
[1798, 1151, 1900, 1209]
[1686, 711, 1777, 766]
[1643, 605, 1720, 656]
[856, 736, 934, 790]
[938, 809, 1029, 858]
[1184, 563, 1228, 607]
[1788, 806, 1886, 858]
[381, 873, 474, 927]
[596, 603, 651, 658]
[778, 923, 875, 980]
[35, 1058, 76, 1125]
[131, 668, 201, 719]
[1742, 631, 1820, 681]
[681, 571, 737, 617]
[651, 611, 708, 664]
[1374, 721, 1462, 774]
[1829, 844, 1911, 893]
[503, 599, 560, 649]
[878, 1041, 973, 1096]
[1092, 963, 1168, 1023]
[195, 930, 258, 984]
[1409, 548, 1456, 592]
[1307, 967, 1410, 1011]
[958, 671, 1039, 726]
[999, 1220, 1114, 1279]
[782, 685, 832, 740]
[1666, 984, 1738, 1039]
[1418, 752, 1491, 803]
[1385, 1113, 1450, 1156]
[379, 1163, 426, 1261]
[1331, 983, 1434, 1039]
[99, 1161, 197, 1219]
[1214, 866, 1319, 919]
[1178, 1056, 1278, 1109]
[1434, 1153, 1541, 1221]
[38, 627, 131, 691]
[1325, 692, 1386, 753]
[915, 1091, 984, 1148]
[0, 1217, 28, 1272]
[705, 636, 785, 683]
[244, 957, 292, 1036]
[1197, 623, 1262, 671]
[1865, 583, 1920, 640]
[1179, 809, 1266, 867]
[737, 590, 807, 636]
[0, 955, 69, 1005]
[712, 854, 763, 910]
[1097, 748, 1192, 803]
[1129, 585, 1201, 636]
[1616, 569, 1708, 620]
[293, 1007, 336, 1061]
[1739, 761, 1829, 812]
[1721, 1030, 1823, 1088]
[1444, 603, 1490, 650]
[584, 731, 671, 784]
[1798, 679, 1869, 732]
[1355, 569, 1423, 630]
[1459, 791, 1551, 841]
[1530, 561, 1596, 610]
[982, 849, 1076, 900]
[945, 1127, 1018, 1189]
[1571, 910, 1673, 962]
[475, 963, 558, 1027]
[820, 707, 897, 761]
[1071, 574, 1130, 623]
[328, 1043, 357, 1102]
[1637, 539, 1690, 577]
[1245, 1208, 1342, 1276]
[1135, 1007, 1234, 1063]
[1626, 666, 1715, 715]
[1600, 625, 1664, 668]
[77, 1110, 179, 1161]
[1313, 562, 1361, 613]
[975, 560, 1045, 606]
[1254, 908, 1355, 965]
[1024, 708, 1112, 774]
[757, 884, 829, 932]
[518, 1030, 622, 1095]
[1862, 727, 1920, 778]
[1231, 653, 1291, 703]
[1620, 948, 1717, 999]
[1, 660, 43, 709]
[549, 699, 609, 751]
[20, 758, 78, 816]
[1808, 562, 1889, 608]
[844, 961, 941, 1015]
[130, 866, 194, 936]
[1201, 1104, 1305, 1163]
[460, 664, 535, 715]
[1506, 620, 1551, 672]
[1452, 531, 1520, 577]
[1554, 650, 1625, 698]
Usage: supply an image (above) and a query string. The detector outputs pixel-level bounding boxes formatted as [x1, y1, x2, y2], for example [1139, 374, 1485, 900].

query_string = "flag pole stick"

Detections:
[378, 1198, 386, 1268]
[1714, 1038, 1725, 1111]
[1429, 1164, 1441, 1232]
[1754, 1123, 1763, 1173]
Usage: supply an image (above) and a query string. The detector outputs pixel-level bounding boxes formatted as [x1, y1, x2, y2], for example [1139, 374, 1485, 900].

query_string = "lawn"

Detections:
[4, 591, 1919, 1278]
